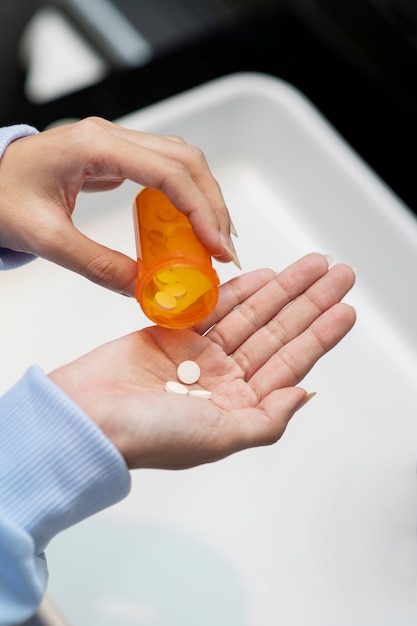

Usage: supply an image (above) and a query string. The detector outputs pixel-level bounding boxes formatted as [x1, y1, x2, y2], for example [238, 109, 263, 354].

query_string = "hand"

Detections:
[0, 117, 235, 295]
[49, 253, 356, 470]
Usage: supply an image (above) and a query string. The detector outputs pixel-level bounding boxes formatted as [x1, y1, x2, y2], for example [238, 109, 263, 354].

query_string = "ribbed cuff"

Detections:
[0, 366, 131, 553]
[0, 125, 39, 270]
[0, 124, 39, 158]
[0, 248, 37, 270]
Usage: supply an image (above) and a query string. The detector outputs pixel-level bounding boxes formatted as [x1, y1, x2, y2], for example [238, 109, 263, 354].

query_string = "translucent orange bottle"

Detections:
[133, 187, 219, 328]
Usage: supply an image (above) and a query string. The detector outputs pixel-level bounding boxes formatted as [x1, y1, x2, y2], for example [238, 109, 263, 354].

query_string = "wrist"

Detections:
[0, 124, 39, 159]
[0, 126, 40, 269]
[0, 366, 130, 552]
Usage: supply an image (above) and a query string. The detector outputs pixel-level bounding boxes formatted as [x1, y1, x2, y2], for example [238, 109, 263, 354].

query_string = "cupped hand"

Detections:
[49, 253, 356, 470]
[0, 117, 235, 295]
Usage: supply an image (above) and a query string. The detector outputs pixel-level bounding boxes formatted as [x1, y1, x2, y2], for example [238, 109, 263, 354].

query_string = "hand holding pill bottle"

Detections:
[133, 188, 220, 328]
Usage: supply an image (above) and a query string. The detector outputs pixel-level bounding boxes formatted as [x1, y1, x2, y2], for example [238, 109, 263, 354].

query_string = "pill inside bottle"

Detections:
[133, 188, 220, 328]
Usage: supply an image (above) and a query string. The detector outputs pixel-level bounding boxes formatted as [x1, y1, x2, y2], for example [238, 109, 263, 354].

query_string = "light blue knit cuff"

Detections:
[0, 124, 39, 158]
[0, 125, 39, 270]
[0, 366, 131, 554]
[0, 248, 37, 270]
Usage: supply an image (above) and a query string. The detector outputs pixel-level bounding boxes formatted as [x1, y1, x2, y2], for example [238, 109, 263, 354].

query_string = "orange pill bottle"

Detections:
[133, 187, 219, 328]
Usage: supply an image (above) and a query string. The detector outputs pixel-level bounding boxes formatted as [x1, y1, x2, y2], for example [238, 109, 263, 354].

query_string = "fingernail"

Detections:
[297, 391, 317, 410]
[230, 219, 239, 238]
[324, 254, 333, 266]
[221, 234, 242, 270]
[350, 265, 358, 276]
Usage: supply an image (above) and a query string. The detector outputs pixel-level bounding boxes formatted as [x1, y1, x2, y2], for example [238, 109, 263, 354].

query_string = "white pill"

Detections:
[156, 270, 179, 284]
[154, 291, 177, 311]
[164, 282, 187, 299]
[164, 380, 189, 395]
[189, 389, 212, 399]
[176, 360, 201, 384]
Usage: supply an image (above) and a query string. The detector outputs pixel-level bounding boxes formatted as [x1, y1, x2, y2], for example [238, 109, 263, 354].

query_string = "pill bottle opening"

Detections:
[136, 260, 219, 328]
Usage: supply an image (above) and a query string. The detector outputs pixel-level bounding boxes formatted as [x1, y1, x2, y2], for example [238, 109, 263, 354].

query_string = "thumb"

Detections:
[254, 387, 315, 446]
[41, 225, 138, 296]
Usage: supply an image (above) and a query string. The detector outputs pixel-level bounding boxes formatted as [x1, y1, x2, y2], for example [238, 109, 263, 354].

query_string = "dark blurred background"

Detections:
[1, 0, 417, 215]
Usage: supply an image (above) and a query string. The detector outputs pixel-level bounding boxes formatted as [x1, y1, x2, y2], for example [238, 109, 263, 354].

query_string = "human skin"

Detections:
[49, 253, 356, 470]
[0, 117, 237, 296]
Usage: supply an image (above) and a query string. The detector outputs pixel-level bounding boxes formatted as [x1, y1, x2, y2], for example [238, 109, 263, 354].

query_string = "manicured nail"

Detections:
[222, 234, 242, 270]
[230, 219, 239, 238]
[324, 254, 333, 266]
[297, 391, 317, 410]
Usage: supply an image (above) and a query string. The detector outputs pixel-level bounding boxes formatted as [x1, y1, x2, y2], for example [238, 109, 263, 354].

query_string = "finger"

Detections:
[193, 268, 275, 335]
[206, 253, 330, 355]
[233, 263, 356, 378]
[104, 127, 229, 234]
[245, 386, 308, 446]
[79, 119, 233, 262]
[36, 222, 138, 296]
[133, 141, 232, 263]
[213, 387, 308, 455]
[81, 177, 125, 192]
[249, 302, 356, 399]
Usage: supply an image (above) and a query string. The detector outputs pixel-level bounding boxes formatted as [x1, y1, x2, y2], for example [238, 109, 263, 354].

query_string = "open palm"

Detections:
[50, 253, 356, 470]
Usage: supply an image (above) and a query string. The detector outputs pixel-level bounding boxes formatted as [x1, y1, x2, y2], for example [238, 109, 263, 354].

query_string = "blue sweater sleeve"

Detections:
[0, 125, 39, 270]
[0, 366, 131, 625]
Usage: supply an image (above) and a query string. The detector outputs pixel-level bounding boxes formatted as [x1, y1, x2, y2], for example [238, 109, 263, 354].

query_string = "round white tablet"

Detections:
[156, 270, 179, 284]
[154, 291, 177, 311]
[164, 380, 189, 395]
[176, 360, 201, 384]
[165, 282, 187, 299]
[189, 389, 212, 399]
